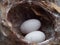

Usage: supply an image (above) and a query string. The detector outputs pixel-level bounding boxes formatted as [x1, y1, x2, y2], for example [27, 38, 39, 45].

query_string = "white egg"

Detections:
[20, 19, 41, 34]
[24, 31, 45, 43]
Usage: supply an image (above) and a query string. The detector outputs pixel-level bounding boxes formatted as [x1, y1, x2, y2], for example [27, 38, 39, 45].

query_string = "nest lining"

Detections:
[6, 2, 56, 44]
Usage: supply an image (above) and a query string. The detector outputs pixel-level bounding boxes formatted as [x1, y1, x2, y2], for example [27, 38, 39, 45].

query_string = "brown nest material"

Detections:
[1, 0, 60, 45]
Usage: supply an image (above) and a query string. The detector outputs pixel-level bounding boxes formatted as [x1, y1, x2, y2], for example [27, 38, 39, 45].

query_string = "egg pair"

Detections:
[20, 19, 45, 43]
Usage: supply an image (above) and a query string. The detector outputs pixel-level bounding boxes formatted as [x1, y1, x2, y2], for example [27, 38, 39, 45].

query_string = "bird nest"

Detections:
[0, 0, 60, 45]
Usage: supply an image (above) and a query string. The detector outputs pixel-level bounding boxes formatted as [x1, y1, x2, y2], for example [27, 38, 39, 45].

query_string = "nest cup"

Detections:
[7, 2, 56, 45]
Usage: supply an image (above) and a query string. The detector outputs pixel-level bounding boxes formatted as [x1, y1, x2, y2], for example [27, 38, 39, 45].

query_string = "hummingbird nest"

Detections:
[0, 0, 60, 45]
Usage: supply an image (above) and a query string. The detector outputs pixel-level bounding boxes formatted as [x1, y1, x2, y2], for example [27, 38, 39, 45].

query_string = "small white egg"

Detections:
[20, 19, 41, 34]
[24, 31, 45, 43]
